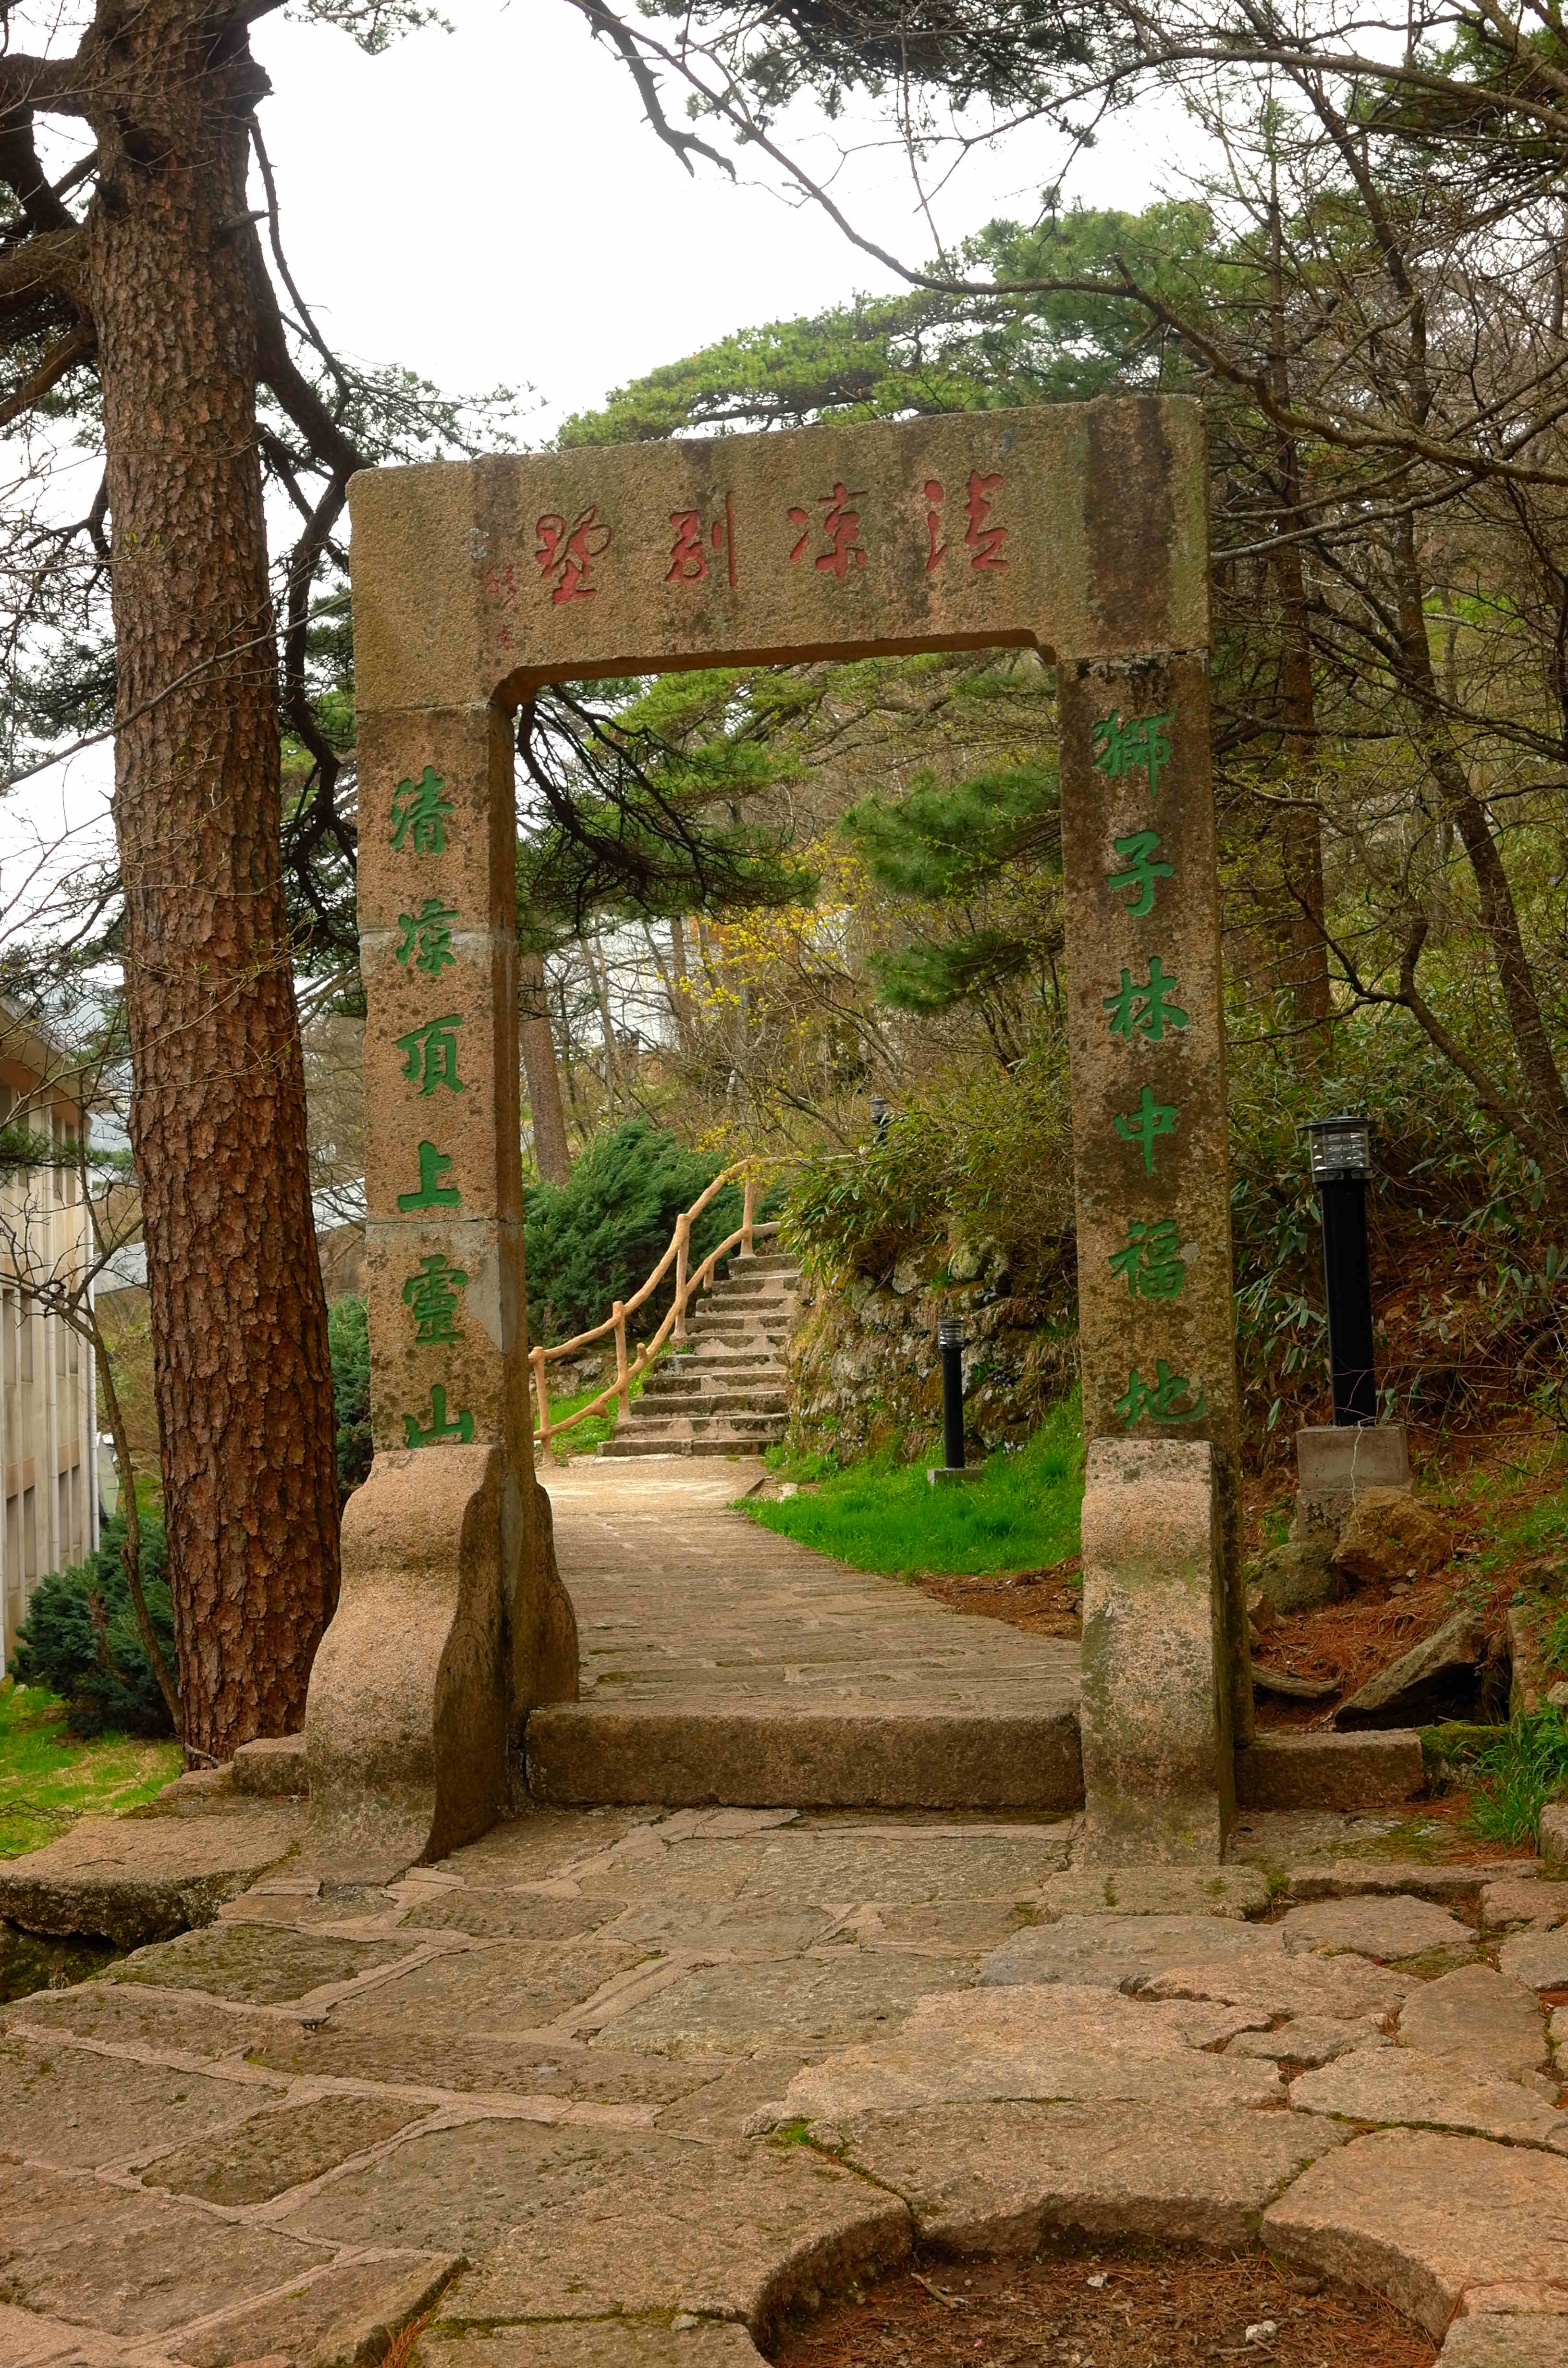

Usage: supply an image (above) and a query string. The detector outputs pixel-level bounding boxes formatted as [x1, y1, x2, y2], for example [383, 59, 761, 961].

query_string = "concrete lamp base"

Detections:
[1295, 1422, 1409, 1538]
[928, 1467, 984, 1488]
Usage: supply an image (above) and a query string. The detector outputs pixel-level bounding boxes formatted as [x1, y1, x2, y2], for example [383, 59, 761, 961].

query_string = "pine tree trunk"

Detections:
[86, 2, 340, 1762]
[519, 951, 572, 1185]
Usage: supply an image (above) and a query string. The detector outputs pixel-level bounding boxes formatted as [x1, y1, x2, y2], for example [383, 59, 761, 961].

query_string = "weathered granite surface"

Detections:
[0, 1795, 1556, 2366]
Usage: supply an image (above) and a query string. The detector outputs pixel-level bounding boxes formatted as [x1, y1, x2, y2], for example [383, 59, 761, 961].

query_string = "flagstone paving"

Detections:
[0, 1800, 1565, 2366]
[0, 1462, 1562, 2364]
[526, 1458, 1083, 1810]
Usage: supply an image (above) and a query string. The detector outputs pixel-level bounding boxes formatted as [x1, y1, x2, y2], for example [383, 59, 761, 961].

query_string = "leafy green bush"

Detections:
[1225, 1005, 1568, 1445]
[783, 1051, 1075, 1292]
[12, 1514, 175, 1739]
[328, 1295, 372, 1498]
[1469, 1708, 1568, 1847]
[524, 1119, 759, 1344]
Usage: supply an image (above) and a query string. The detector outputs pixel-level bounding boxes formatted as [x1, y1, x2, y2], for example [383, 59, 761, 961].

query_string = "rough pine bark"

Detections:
[85, 0, 340, 1759]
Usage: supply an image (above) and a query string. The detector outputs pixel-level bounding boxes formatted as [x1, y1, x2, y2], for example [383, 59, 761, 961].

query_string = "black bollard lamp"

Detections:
[937, 1316, 967, 1471]
[1303, 1114, 1376, 1427]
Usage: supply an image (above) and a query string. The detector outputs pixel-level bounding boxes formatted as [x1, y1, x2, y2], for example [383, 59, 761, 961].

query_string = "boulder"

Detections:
[1335, 1609, 1491, 1730]
[1508, 1604, 1551, 1719]
[1542, 1804, 1568, 1870]
[1333, 1487, 1453, 1586]
[1251, 1534, 1340, 1616]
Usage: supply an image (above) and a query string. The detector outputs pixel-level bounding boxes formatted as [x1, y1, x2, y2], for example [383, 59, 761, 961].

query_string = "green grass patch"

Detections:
[539, 1359, 656, 1458]
[1468, 1707, 1568, 1849]
[746, 1395, 1083, 1579]
[0, 1681, 181, 1860]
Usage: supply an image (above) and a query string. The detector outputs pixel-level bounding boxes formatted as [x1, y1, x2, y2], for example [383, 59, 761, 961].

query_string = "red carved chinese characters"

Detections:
[534, 506, 612, 604]
[964, 470, 1007, 570]
[922, 472, 1009, 573]
[787, 482, 868, 578]
[666, 495, 738, 589]
[923, 479, 946, 574]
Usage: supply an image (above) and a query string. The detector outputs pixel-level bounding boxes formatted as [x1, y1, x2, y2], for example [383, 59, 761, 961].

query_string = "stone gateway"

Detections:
[311, 397, 1248, 1871]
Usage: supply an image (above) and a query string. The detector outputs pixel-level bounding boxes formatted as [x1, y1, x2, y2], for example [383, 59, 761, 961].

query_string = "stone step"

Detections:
[526, 1700, 1085, 1810]
[644, 1361, 785, 1392]
[615, 1407, 786, 1438]
[664, 1348, 779, 1373]
[597, 1427, 786, 1459]
[232, 1733, 307, 1798]
[639, 1391, 789, 1418]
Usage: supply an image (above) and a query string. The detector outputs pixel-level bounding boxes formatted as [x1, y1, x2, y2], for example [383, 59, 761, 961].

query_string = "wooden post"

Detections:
[613, 1301, 630, 1418]
[741, 1174, 756, 1257]
[674, 1211, 690, 1343]
[530, 1344, 549, 1451]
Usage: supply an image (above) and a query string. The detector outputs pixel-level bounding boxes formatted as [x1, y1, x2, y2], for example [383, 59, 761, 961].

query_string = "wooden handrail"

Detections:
[529, 1156, 785, 1453]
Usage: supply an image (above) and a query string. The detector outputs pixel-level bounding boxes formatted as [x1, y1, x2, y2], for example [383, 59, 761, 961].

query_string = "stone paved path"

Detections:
[3, 1797, 1568, 2367]
[527, 1459, 1083, 1809]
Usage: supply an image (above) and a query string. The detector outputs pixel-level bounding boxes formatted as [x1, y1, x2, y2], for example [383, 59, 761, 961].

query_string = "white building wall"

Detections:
[0, 1082, 95, 1678]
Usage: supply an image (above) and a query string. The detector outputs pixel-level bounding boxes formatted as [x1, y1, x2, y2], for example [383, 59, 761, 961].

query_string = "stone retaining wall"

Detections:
[783, 1251, 1078, 1465]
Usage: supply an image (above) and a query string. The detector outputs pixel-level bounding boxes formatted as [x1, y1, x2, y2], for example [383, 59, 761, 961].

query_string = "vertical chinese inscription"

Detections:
[1059, 648, 1248, 1755]
[386, 764, 475, 1447]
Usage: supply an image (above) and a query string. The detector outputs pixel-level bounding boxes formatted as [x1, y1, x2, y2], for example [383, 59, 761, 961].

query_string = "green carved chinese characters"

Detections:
[396, 898, 458, 976]
[390, 766, 454, 855]
[1114, 1360, 1207, 1428]
[1109, 1217, 1185, 1299]
[1090, 710, 1173, 801]
[1113, 1085, 1178, 1175]
[1104, 831, 1174, 919]
[402, 1252, 468, 1344]
[397, 1141, 461, 1211]
[1103, 957, 1188, 1043]
[403, 1383, 475, 1448]
[396, 1015, 466, 1096]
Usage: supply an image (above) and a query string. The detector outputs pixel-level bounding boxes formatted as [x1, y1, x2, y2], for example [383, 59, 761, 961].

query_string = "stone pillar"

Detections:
[1058, 652, 1248, 1860]
[1079, 1438, 1228, 1861]
[304, 699, 576, 1880]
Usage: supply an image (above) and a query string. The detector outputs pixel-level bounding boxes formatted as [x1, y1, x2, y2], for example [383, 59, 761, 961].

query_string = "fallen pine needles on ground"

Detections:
[769, 2239, 1435, 2368]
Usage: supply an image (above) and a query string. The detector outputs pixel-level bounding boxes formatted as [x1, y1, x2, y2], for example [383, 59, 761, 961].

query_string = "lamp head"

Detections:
[1304, 1113, 1372, 1185]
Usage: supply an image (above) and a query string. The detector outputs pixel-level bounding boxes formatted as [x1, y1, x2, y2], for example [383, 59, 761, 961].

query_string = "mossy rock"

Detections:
[1419, 1720, 1507, 1784]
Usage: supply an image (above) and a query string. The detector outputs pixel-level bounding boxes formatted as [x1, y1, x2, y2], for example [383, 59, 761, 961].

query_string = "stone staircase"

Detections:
[597, 1247, 798, 1459]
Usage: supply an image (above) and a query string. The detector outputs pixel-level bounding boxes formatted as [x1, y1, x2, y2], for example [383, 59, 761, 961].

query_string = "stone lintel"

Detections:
[347, 397, 1210, 715]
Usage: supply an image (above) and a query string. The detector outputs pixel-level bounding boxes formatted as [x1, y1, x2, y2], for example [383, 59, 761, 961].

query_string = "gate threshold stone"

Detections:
[527, 1702, 1084, 1811]
[0, 1799, 303, 1948]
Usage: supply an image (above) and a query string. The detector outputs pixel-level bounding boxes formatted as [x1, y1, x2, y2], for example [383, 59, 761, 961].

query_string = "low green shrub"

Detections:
[525, 1118, 767, 1345]
[12, 1514, 175, 1739]
[1468, 1708, 1568, 1847]
[328, 1295, 372, 1498]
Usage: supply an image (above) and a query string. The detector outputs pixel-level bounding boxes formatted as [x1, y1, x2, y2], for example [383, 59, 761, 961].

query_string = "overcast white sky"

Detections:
[249, 0, 1172, 439]
[4, 0, 1177, 917]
